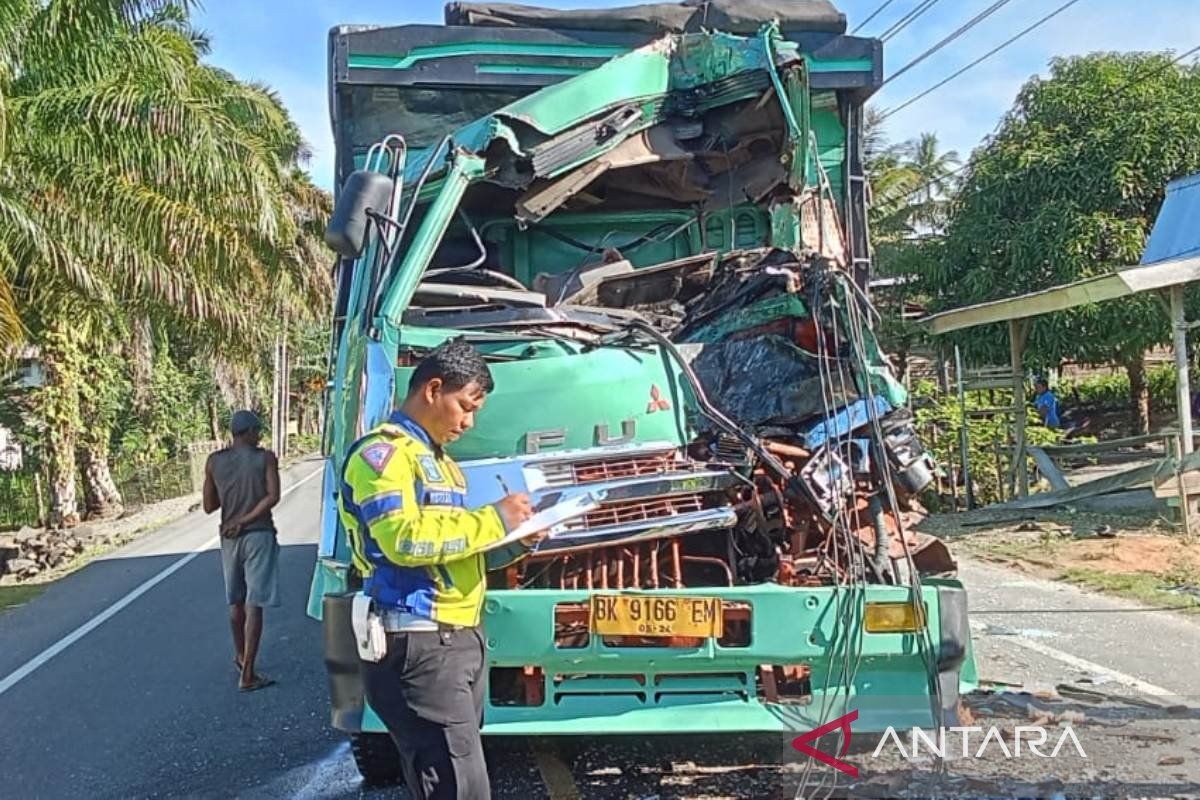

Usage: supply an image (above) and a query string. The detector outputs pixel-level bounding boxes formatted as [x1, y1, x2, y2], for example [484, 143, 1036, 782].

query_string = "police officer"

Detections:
[338, 338, 542, 799]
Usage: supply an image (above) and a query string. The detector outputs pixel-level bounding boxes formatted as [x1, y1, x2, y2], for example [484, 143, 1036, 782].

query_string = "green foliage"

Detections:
[862, 113, 961, 363]
[76, 328, 129, 456]
[289, 433, 320, 456]
[912, 380, 1066, 505]
[872, 236, 943, 359]
[923, 52, 1200, 369]
[289, 318, 330, 438]
[115, 345, 213, 465]
[1061, 364, 1178, 411]
[0, 471, 45, 529]
[864, 110, 959, 242]
[0, 1, 333, 521]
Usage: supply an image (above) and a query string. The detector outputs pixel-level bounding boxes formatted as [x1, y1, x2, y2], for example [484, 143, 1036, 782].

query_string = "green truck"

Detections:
[309, 0, 974, 783]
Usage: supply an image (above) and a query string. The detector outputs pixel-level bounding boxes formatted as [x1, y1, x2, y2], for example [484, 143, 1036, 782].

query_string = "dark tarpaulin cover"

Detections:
[444, 1, 847, 35]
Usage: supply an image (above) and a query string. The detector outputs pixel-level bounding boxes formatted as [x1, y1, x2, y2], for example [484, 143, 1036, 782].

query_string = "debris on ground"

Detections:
[0, 492, 200, 587]
[0, 527, 87, 579]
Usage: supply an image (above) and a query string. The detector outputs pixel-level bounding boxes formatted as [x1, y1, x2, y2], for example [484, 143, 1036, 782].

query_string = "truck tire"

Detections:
[351, 732, 402, 787]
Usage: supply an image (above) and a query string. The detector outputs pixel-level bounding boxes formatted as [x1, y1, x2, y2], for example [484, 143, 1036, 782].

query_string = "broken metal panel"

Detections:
[516, 160, 611, 224]
[770, 200, 803, 253]
[701, 153, 787, 214]
[495, 39, 674, 135]
[992, 461, 1161, 511]
[399, 32, 806, 200]
[1027, 447, 1070, 492]
[329, 17, 883, 186]
[587, 252, 716, 308]
[411, 282, 547, 308]
[516, 123, 695, 223]
[534, 258, 635, 306]
[782, 64, 811, 190]
[669, 30, 798, 94]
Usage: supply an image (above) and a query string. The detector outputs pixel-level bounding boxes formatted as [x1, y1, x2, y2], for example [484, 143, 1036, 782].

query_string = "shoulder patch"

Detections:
[359, 442, 396, 475]
[416, 454, 445, 484]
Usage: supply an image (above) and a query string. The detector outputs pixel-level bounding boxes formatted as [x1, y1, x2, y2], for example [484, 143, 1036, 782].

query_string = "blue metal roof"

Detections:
[1142, 171, 1200, 264]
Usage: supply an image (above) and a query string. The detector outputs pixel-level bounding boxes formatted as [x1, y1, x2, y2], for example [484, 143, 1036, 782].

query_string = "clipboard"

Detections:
[482, 490, 605, 552]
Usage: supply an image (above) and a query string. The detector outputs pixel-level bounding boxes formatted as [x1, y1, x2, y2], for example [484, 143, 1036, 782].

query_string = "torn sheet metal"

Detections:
[400, 30, 805, 192]
[516, 124, 695, 223]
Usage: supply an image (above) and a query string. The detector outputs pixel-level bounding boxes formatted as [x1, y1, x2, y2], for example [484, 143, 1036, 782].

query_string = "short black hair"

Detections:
[408, 337, 494, 396]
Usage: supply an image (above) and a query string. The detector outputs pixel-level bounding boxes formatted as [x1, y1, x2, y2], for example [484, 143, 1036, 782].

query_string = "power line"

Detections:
[852, 0, 899, 34]
[878, 0, 942, 43]
[882, 0, 1019, 87]
[879, 0, 1088, 120]
[876, 39, 1200, 208]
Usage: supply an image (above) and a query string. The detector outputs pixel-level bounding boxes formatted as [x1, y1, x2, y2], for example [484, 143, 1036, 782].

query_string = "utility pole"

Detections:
[271, 331, 282, 457]
[281, 317, 290, 460]
[955, 345, 974, 509]
[270, 310, 291, 459]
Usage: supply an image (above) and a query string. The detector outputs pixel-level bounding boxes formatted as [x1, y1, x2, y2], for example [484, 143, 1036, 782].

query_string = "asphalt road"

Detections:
[2, 458, 1199, 799]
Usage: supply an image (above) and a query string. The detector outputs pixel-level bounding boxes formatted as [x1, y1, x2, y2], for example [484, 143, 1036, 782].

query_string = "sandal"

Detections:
[239, 674, 276, 693]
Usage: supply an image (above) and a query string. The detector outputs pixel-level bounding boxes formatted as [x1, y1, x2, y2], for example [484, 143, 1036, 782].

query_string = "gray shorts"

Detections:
[220, 529, 280, 607]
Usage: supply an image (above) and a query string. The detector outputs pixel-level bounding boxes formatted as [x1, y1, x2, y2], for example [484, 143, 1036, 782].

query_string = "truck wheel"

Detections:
[351, 732, 402, 787]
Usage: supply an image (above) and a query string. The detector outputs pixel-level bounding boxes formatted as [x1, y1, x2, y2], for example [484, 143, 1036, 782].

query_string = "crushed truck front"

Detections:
[309, 4, 974, 781]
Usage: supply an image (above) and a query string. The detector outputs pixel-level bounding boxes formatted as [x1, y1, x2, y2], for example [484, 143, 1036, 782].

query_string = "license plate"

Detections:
[589, 595, 724, 638]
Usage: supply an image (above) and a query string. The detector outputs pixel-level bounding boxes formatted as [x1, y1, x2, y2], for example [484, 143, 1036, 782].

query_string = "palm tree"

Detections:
[1, 0, 329, 523]
[899, 132, 961, 230]
[863, 125, 961, 385]
[863, 106, 922, 242]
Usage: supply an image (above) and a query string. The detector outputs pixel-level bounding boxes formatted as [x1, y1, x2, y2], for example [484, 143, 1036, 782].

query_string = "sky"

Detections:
[193, 0, 1200, 191]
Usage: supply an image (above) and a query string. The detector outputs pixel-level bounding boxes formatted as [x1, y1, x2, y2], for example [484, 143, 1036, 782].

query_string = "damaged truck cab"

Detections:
[310, 1, 974, 783]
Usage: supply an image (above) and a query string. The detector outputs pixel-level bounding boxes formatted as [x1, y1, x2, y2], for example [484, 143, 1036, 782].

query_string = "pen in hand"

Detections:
[494, 475, 539, 536]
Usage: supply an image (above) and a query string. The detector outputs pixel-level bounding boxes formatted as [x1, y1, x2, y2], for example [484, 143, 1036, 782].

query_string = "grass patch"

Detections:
[934, 511, 1200, 614]
[1058, 567, 1200, 614]
[0, 582, 47, 613]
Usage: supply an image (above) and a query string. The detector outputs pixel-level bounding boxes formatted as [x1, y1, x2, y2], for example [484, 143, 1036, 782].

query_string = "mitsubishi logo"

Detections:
[647, 384, 671, 413]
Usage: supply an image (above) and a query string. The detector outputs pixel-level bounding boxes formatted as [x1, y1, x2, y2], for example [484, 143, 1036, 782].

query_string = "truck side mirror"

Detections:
[324, 170, 396, 259]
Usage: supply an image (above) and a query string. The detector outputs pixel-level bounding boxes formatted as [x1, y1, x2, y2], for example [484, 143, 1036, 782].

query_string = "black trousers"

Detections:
[361, 626, 490, 800]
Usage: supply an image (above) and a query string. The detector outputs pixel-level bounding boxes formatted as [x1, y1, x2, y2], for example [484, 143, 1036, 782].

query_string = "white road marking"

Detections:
[1000, 633, 1176, 698]
[0, 465, 324, 698]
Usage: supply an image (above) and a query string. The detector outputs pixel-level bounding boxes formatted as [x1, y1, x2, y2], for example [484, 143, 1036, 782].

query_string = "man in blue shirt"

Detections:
[1034, 378, 1060, 429]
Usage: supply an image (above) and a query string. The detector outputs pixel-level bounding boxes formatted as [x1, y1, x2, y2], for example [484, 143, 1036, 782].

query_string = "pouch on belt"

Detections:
[351, 592, 387, 662]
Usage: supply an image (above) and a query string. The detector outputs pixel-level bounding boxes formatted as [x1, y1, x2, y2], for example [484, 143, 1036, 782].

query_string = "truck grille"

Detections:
[539, 451, 679, 489]
[564, 493, 705, 531]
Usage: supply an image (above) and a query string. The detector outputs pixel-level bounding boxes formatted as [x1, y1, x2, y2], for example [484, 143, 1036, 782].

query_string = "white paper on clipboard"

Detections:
[481, 490, 604, 552]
